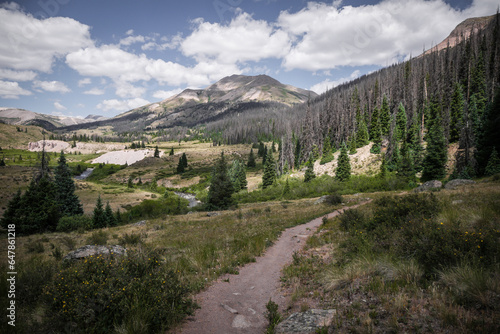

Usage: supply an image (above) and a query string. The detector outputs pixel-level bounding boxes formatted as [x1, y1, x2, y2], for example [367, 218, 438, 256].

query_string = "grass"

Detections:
[279, 181, 500, 333]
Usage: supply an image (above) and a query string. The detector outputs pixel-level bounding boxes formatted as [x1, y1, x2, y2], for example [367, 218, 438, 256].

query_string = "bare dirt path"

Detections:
[171, 202, 368, 334]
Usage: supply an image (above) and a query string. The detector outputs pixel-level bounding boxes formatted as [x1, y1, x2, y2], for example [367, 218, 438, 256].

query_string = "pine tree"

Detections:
[169, 148, 174, 156]
[176, 154, 187, 174]
[356, 118, 369, 148]
[349, 138, 357, 155]
[294, 139, 302, 169]
[104, 201, 116, 227]
[154, 146, 160, 158]
[0, 157, 5, 166]
[370, 107, 381, 144]
[283, 178, 290, 196]
[485, 147, 500, 176]
[55, 151, 83, 217]
[0, 189, 22, 228]
[262, 152, 277, 189]
[127, 176, 133, 188]
[247, 149, 256, 168]
[396, 103, 407, 142]
[181, 153, 188, 168]
[304, 158, 315, 182]
[92, 195, 107, 229]
[476, 89, 500, 175]
[262, 146, 268, 166]
[380, 95, 391, 136]
[207, 152, 234, 210]
[379, 154, 387, 179]
[450, 83, 464, 143]
[422, 119, 448, 181]
[335, 144, 351, 182]
[238, 163, 247, 190]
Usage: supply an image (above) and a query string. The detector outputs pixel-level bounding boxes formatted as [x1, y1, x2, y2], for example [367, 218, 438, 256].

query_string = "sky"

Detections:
[0, 0, 498, 119]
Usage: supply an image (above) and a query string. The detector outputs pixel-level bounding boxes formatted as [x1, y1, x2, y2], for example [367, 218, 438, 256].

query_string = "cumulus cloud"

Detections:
[0, 80, 32, 98]
[310, 70, 361, 94]
[0, 69, 37, 81]
[83, 87, 105, 95]
[0, 5, 93, 72]
[97, 97, 151, 112]
[54, 101, 66, 111]
[33, 80, 71, 93]
[181, 12, 291, 64]
[278, 0, 497, 71]
[78, 78, 91, 87]
[119, 34, 145, 46]
[152, 88, 184, 100]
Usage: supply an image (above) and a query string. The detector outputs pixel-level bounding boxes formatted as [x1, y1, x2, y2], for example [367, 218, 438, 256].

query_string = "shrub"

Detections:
[86, 230, 109, 245]
[56, 215, 92, 232]
[44, 248, 196, 333]
[26, 239, 45, 253]
[324, 193, 343, 205]
[265, 299, 282, 334]
[119, 233, 143, 246]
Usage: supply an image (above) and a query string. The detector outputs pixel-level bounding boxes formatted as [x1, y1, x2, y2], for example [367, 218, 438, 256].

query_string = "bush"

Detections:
[44, 248, 196, 333]
[56, 215, 92, 232]
[325, 193, 343, 205]
[119, 233, 143, 246]
[86, 230, 109, 245]
[123, 196, 189, 223]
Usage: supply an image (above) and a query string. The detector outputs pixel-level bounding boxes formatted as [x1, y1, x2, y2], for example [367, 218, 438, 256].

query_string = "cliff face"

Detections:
[423, 15, 495, 55]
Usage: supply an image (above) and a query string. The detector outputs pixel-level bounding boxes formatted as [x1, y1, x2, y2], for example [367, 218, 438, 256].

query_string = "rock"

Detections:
[445, 179, 476, 190]
[276, 309, 336, 334]
[134, 220, 147, 226]
[63, 245, 127, 261]
[314, 196, 329, 205]
[207, 212, 220, 217]
[413, 180, 442, 193]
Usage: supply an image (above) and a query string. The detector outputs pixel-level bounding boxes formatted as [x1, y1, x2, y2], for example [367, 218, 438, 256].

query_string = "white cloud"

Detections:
[97, 98, 151, 112]
[54, 101, 67, 111]
[0, 69, 37, 81]
[0, 5, 93, 72]
[33, 80, 70, 93]
[310, 70, 361, 94]
[126, 29, 134, 35]
[141, 34, 183, 51]
[83, 87, 105, 95]
[78, 78, 91, 87]
[181, 12, 291, 64]
[120, 35, 145, 46]
[278, 0, 496, 71]
[115, 82, 146, 98]
[152, 88, 183, 100]
[0, 80, 32, 98]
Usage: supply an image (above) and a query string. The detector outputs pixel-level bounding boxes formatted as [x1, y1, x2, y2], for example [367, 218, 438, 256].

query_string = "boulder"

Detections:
[445, 179, 476, 190]
[413, 180, 442, 193]
[134, 220, 147, 226]
[275, 309, 336, 334]
[63, 245, 127, 261]
[314, 196, 329, 205]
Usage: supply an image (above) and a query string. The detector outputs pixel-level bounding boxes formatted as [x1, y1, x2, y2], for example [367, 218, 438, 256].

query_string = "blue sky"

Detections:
[0, 0, 497, 118]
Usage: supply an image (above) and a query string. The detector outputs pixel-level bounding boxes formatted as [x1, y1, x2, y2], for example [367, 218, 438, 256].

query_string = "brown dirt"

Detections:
[170, 202, 368, 334]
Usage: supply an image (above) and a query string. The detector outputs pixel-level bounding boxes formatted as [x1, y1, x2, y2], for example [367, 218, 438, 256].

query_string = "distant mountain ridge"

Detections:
[0, 107, 107, 129]
[60, 74, 317, 133]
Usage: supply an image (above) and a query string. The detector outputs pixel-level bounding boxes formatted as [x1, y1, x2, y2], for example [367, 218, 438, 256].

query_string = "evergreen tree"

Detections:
[304, 157, 315, 182]
[154, 146, 160, 158]
[294, 139, 301, 169]
[258, 142, 265, 157]
[207, 152, 234, 210]
[127, 176, 133, 188]
[398, 141, 416, 182]
[349, 138, 357, 155]
[283, 178, 290, 197]
[422, 119, 448, 181]
[229, 160, 247, 192]
[370, 107, 381, 144]
[476, 89, 500, 175]
[247, 149, 256, 168]
[380, 95, 391, 136]
[238, 163, 247, 190]
[0, 157, 5, 166]
[92, 195, 106, 229]
[169, 148, 174, 156]
[262, 152, 277, 189]
[176, 154, 187, 174]
[396, 103, 407, 142]
[379, 154, 387, 179]
[485, 147, 500, 176]
[450, 83, 465, 143]
[335, 144, 351, 182]
[356, 118, 369, 148]
[55, 151, 83, 217]
[0, 189, 22, 228]
[262, 146, 268, 166]
[104, 201, 116, 227]
[18, 175, 60, 235]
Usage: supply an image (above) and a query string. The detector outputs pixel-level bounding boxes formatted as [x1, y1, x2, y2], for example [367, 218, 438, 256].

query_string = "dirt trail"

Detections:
[172, 202, 368, 334]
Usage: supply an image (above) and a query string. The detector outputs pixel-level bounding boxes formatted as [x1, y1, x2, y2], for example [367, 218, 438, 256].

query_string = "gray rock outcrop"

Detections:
[63, 245, 127, 261]
[413, 180, 442, 193]
[445, 179, 476, 190]
[275, 309, 336, 334]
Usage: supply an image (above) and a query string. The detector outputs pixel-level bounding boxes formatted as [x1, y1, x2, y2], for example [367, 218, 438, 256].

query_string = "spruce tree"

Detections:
[379, 154, 387, 179]
[262, 146, 268, 166]
[207, 152, 234, 210]
[380, 95, 391, 136]
[169, 148, 174, 156]
[304, 157, 315, 182]
[247, 149, 256, 168]
[238, 163, 247, 190]
[356, 118, 369, 148]
[485, 147, 500, 176]
[0, 189, 22, 228]
[335, 144, 351, 182]
[104, 201, 116, 227]
[55, 151, 83, 217]
[262, 152, 277, 189]
[450, 83, 465, 143]
[176, 156, 185, 174]
[154, 146, 160, 158]
[422, 119, 448, 181]
[396, 103, 407, 142]
[181, 152, 188, 168]
[370, 107, 381, 144]
[92, 195, 106, 229]
[283, 178, 290, 196]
